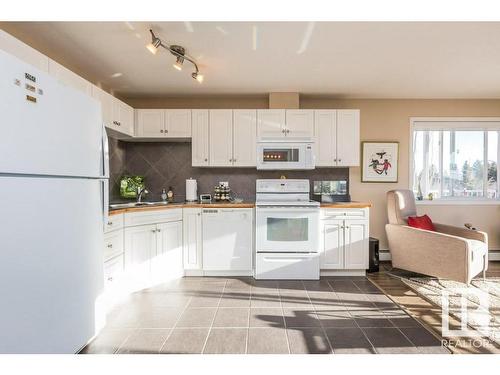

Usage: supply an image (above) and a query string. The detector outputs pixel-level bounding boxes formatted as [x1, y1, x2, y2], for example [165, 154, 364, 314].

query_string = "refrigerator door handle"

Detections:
[101, 179, 109, 228]
[100, 123, 109, 178]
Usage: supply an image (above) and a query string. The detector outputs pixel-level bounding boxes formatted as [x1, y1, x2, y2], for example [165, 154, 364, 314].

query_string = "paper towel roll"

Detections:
[186, 178, 197, 202]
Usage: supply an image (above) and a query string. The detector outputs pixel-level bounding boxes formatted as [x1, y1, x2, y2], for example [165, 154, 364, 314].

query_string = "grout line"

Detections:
[200, 280, 227, 354]
[366, 275, 451, 353]
[306, 280, 335, 354]
[113, 328, 136, 354]
[279, 283, 291, 354]
[158, 287, 196, 353]
[339, 278, 378, 354]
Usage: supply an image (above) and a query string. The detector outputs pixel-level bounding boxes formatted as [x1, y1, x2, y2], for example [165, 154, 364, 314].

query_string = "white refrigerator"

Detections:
[0, 50, 108, 353]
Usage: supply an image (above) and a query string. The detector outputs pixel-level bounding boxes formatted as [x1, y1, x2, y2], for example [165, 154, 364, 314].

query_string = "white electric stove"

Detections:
[255, 179, 320, 280]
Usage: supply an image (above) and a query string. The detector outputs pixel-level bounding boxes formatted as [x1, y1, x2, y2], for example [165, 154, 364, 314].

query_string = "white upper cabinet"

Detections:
[314, 109, 360, 167]
[135, 109, 165, 138]
[92, 86, 133, 137]
[191, 110, 210, 166]
[285, 110, 314, 140]
[166, 109, 191, 137]
[135, 109, 191, 138]
[257, 109, 313, 141]
[0, 30, 49, 72]
[336, 109, 360, 167]
[233, 110, 257, 167]
[257, 109, 286, 140]
[209, 110, 233, 167]
[91, 86, 113, 128]
[48, 59, 92, 96]
[112, 99, 134, 136]
[314, 110, 337, 166]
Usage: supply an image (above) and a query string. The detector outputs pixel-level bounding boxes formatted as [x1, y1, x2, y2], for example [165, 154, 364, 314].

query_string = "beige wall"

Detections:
[125, 96, 500, 250]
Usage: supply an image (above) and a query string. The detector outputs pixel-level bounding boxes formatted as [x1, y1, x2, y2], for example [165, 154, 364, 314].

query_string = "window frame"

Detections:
[409, 117, 500, 204]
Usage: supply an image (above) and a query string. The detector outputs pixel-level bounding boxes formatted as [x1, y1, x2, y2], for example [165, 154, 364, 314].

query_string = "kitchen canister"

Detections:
[185, 178, 198, 202]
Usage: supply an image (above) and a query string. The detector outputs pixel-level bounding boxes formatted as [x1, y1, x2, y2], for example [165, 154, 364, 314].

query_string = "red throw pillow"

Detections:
[407, 215, 436, 231]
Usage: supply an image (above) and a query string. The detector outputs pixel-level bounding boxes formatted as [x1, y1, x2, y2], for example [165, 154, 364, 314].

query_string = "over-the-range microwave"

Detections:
[256, 142, 315, 170]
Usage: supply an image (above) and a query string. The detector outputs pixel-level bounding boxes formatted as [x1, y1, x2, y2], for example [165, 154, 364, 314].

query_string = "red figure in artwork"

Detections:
[381, 158, 392, 175]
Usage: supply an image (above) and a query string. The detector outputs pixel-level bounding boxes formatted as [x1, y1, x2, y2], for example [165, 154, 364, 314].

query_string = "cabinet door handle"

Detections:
[286, 129, 290, 134]
[338, 158, 342, 162]
[107, 221, 113, 226]
[160, 129, 164, 133]
[107, 244, 113, 248]
[333, 158, 337, 162]
[157, 228, 161, 232]
[233, 159, 237, 162]
[107, 277, 113, 282]
[204, 158, 208, 162]
[151, 229, 156, 233]
[197, 213, 201, 216]
[282, 129, 286, 133]
[165, 129, 169, 133]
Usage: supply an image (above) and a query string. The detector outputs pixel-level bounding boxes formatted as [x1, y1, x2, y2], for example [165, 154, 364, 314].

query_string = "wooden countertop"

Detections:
[109, 201, 371, 215]
[320, 202, 372, 208]
[109, 202, 255, 215]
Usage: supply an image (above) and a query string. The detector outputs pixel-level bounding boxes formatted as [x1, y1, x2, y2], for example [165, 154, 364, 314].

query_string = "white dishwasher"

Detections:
[202, 208, 253, 272]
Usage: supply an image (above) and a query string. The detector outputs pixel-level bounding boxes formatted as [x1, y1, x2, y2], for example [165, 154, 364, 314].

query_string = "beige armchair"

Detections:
[385, 190, 488, 285]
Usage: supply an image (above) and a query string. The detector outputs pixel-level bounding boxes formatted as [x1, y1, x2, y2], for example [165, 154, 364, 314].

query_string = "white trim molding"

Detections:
[409, 117, 500, 204]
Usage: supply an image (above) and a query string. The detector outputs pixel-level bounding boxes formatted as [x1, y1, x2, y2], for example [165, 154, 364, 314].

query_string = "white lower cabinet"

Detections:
[320, 220, 344, 269]
[124, 224, 157, 277]
[183, 208, 203, 270]
[344, 220, 368, 269]
[124, 209, 184, 285]
[320, 209, 369, 271]
[104, 254, 124, 287]
[154, 221, 184, 281]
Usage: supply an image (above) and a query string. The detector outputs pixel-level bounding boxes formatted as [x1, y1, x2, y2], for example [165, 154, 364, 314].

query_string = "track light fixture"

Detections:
[146, 29, 203, 83]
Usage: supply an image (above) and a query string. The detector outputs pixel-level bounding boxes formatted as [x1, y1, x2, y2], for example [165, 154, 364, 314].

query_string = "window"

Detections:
[411, 119, 500, 202]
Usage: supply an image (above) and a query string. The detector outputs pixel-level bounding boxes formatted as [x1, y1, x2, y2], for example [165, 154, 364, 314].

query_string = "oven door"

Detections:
[257, 143, 311, 170]
[256, 207, 319, 253]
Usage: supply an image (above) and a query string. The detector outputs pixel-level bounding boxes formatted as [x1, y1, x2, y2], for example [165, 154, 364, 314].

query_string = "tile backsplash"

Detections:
[108, 139, 349, 202]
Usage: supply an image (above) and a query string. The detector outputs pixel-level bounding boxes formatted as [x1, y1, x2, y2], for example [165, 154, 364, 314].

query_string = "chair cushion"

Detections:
[407, 214, 436, 231]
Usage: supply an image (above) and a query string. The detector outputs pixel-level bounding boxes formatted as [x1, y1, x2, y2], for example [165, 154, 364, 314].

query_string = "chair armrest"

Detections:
[385, 224, 471, 283]
[433, 223, 488, 244]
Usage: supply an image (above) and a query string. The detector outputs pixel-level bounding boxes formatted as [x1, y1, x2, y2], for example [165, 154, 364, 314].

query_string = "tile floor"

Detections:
[80, 277, 449, 354]
[368, 261, 500, 354]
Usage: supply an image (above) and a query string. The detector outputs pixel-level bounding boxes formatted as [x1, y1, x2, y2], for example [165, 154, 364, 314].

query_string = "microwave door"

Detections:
[258, 145, 305, 170]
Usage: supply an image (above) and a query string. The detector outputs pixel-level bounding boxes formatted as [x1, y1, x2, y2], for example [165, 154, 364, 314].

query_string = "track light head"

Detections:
[173, 56, 184, 71]
[146, 29, 161, 55]
[192, 72, 204, 83]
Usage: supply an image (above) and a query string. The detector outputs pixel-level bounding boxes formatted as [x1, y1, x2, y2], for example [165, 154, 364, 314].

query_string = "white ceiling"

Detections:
[3, 22, 500, 98]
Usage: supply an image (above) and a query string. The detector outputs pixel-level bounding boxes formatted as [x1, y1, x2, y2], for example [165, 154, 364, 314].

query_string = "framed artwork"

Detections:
[361, 141, 399, 182]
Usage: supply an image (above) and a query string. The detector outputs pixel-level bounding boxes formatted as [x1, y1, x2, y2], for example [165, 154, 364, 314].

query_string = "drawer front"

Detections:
[255, 253, 319, 280]
[124, 208, 182, 227]
[105, 213, 124, 233]
[321, 208, 367, 220]
[104, 254, 124, 285]
[103, 230, 124, 262]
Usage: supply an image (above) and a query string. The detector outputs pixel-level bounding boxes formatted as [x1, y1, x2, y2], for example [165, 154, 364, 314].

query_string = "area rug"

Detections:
[387, 269, 500, 346]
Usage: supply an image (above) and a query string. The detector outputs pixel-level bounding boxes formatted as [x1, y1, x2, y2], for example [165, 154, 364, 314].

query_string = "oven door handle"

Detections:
[256, 206, 320, 212]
